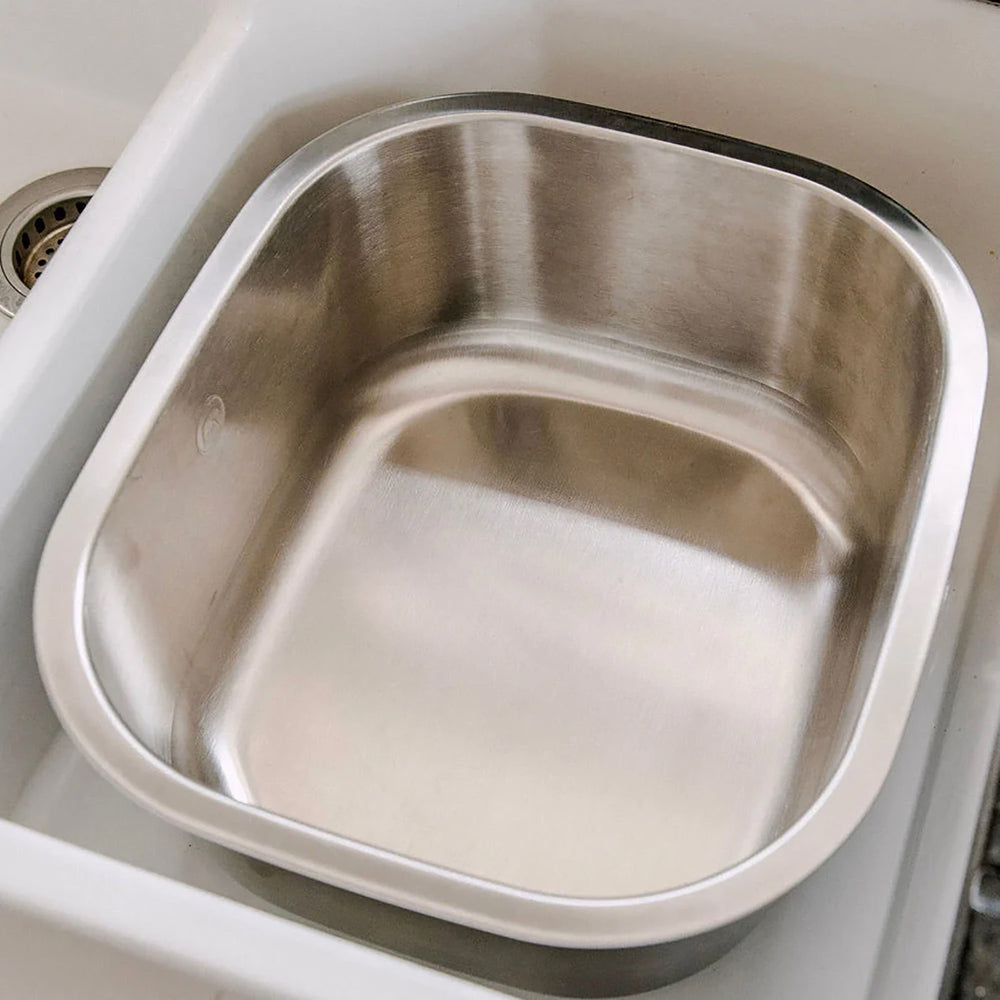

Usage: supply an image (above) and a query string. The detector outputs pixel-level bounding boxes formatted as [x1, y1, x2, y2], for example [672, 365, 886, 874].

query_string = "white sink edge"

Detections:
[0, 1, 996, 997]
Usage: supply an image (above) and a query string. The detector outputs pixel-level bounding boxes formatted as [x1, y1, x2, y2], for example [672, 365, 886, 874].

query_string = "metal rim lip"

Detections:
[32, 94, 989, 951]
[0, 168, 108, 317]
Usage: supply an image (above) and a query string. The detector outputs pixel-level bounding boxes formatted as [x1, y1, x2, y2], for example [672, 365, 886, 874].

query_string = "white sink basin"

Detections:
[0, 1, 212, 336]
[1, 2, 999, 999]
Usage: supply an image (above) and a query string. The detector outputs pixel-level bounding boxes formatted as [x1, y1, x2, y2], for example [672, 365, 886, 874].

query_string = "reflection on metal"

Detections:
[34, 96, 986, 995]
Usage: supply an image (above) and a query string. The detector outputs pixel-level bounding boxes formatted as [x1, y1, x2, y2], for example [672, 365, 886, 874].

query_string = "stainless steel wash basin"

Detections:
[33, 94, 986, 994]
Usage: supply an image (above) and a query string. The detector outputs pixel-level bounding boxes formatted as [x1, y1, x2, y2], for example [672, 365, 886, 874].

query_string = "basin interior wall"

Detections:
[82, 112, 941, 900]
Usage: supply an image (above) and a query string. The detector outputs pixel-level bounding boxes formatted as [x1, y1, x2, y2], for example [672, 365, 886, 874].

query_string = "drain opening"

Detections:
[0, 167, 108, 318]
[13, 194, 92, 289]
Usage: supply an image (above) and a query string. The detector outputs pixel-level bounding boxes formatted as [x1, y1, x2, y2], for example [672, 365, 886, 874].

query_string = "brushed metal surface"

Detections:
[34, 95, 986, 988]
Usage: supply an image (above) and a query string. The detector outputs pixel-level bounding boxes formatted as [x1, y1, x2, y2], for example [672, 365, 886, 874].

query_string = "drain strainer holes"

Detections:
[0, 167, 108, 318]
[13, 195, 92, 288]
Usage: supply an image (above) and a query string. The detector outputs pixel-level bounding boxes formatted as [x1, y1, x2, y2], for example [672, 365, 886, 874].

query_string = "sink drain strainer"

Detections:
[0, 168, 108, 318]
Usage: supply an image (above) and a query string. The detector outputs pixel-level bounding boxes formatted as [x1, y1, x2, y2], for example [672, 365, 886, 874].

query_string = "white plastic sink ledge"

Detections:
[0, 1, 998, 998]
